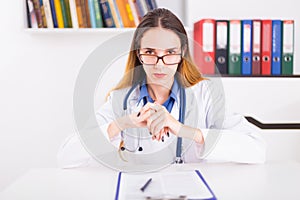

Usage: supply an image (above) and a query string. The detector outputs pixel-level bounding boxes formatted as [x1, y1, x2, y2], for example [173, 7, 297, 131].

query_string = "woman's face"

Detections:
[139, 27, 182, 87]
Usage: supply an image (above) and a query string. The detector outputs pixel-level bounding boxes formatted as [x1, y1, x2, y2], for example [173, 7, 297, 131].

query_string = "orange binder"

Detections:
[193, 19, 216, 75]
[252, 20, 262, 75]
[261, 20, 272, 75]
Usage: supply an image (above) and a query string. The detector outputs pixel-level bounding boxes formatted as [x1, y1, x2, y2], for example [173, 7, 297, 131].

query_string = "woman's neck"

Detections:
[147, 78, 174, 104]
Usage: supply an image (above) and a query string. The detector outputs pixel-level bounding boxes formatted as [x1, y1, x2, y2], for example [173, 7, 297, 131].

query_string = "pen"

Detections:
[140, 178, 152, 192]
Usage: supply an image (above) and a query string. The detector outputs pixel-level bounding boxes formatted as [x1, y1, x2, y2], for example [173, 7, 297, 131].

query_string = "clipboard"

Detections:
[115, 170, 217, 200]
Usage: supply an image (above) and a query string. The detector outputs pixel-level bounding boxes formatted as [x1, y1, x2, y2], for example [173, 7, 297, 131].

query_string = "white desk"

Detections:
[1, 161, 300, 200]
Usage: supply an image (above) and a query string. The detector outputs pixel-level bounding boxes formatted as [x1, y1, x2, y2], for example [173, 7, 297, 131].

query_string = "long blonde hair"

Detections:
[112, 8, 204, 92]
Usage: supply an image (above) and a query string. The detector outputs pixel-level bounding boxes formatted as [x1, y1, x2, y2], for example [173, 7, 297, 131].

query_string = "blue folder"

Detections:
[241, 20, 253, 75]
[271, 20, 283, 75]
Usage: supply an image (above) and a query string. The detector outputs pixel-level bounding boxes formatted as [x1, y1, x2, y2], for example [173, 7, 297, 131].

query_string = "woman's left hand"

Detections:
[139, 102, 182, 141]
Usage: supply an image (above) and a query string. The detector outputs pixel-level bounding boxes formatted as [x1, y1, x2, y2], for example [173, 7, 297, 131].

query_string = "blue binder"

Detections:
[241, 20, 253, 75]
[114, 170, 217, 200]
[271, 20, 283, 75]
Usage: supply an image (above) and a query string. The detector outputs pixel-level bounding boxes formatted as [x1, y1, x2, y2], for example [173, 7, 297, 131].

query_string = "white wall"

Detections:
[0, 0, 299, 192]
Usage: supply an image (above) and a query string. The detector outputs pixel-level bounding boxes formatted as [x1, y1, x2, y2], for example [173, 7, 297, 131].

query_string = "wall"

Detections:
[0, 0, 299, 192]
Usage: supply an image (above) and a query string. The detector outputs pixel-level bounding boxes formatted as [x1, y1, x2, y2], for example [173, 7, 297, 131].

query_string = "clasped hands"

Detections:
[130, 102, 182, 142]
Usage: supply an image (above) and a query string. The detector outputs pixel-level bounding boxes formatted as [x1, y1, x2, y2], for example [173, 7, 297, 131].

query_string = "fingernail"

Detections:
[162, 136, 164, 142]
[137, 112, 140, 117]
[167, 132, 169, 137]
[149, 132, 152, 135]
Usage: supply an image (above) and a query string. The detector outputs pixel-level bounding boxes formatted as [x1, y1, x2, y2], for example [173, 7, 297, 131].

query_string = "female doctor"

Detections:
[58, 8, 266, 168]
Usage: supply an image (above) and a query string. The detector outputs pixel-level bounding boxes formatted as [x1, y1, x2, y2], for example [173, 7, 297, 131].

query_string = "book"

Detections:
[27, 0, 38, 28]
[49, 0, 58, 28]
[43, 0, 54, 28]
[69, 0, 79, 28]
[39, 0, 48, 27]
[99, 0, 116, 27]
[32, 0, 44, 28]
[93, 0, 104, 27]
[116, 0, 135, 27]
[54, 0, 64, 28]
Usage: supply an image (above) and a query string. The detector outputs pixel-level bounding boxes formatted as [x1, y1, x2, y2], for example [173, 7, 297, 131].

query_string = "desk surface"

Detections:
[1, 161, 300, 200]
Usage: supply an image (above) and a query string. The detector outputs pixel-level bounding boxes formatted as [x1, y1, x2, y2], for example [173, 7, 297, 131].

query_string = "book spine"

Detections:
[49, 0, 58, 28]
[88, 0, 97, 27]
[60, 0, 69, 27]
[43, 0, 54, 28]
[27, 0, 38, 28]
[84, 0, 92, 27]
[112, 0, 124, 27]
[39, 0, 48, 27]
[32, 0, 43, 28]
[64, 0, 73, 27]
[69, 0, 79, 28]
[54, 0, 64, 27]
[108, 0, 121, 28]
[93, 0, 103, 27]
[99, 0, 116, 27]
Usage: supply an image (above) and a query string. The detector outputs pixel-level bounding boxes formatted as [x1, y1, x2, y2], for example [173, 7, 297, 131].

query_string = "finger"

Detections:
[139, 102, 155, 115]
[151, 115, 166, 137]
[159, 129, 165, 142]
[140, 109, 155, 123]
[148, 108, 164, 125]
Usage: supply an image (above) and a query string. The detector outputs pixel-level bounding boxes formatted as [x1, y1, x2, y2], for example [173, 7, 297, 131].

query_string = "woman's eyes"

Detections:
[143, 50, 177, 55]
[167, 50, 176, 54]
[144, 50, 154, 54]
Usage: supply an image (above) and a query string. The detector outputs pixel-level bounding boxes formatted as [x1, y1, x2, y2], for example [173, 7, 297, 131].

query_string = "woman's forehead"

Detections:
[140, 27, 181, 49]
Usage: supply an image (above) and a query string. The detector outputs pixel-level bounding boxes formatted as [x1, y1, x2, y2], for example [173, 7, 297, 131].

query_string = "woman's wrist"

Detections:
[177, 125, 204, 144]
[107, 116, 131, 139]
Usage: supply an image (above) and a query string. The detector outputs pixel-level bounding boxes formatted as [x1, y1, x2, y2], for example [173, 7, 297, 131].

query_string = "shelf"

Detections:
[24, 28, 137, 34]
[205, 75, 300, 78]
[23, 27, 193, 34]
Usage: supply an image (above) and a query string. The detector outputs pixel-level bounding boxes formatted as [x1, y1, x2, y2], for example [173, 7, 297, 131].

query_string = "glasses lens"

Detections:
[140, 55, 157, 65]
[163, 54, 182, 65]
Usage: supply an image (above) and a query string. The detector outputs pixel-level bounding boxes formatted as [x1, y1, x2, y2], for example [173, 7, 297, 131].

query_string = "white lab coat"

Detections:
[57, 79, 266, 168]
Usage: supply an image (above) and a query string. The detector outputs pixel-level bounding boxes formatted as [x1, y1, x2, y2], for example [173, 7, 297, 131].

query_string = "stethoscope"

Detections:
[120, 80, 186, 164]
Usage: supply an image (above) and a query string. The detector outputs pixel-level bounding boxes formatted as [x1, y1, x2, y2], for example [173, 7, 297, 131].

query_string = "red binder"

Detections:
[261, 20, 272, 75]
[194, 19, 216, 75]
[252, 20, 262, 75]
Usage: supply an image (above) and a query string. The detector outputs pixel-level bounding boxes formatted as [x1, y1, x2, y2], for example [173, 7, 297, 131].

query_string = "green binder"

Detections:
[281, 20, 294, 75]
[228, 20, 242, 75]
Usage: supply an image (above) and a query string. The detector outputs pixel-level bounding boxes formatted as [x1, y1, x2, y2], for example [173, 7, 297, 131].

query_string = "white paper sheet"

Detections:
[117, 170, 214, 200]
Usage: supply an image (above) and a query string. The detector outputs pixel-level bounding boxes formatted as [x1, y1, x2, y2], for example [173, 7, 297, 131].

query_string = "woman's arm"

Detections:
[189, 80, 266, 164]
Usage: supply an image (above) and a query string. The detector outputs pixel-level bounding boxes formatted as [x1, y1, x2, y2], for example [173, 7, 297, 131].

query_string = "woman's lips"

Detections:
[153, 73, 166, 78]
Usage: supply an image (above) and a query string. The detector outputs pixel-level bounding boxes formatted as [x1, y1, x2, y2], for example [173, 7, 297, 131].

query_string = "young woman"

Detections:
[58, 8, 266, 168]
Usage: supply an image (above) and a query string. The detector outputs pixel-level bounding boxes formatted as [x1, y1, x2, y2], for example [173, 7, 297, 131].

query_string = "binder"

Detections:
[281, 20, 294, 75]
[215, 20, 229, 74]
[194, 19, 216, 75]
[115, 170, 217, 200]
[271, 20, 282, 75]
[228, 20, 241, 75]
[252, 20, 261, 75]
[241, 20, 252, 75]
[261, 20, 272, 75]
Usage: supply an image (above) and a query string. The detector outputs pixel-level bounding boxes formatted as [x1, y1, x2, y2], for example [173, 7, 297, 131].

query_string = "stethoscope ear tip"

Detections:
[138, 146, 143, 151]
[120, 147, 126, 151]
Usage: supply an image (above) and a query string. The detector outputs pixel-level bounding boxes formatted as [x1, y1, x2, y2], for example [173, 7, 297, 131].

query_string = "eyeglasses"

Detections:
[138, 54, 182, 65]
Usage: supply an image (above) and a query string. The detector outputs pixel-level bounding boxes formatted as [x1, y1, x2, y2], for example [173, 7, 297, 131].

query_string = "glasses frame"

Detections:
[138, 53, 183, 65]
